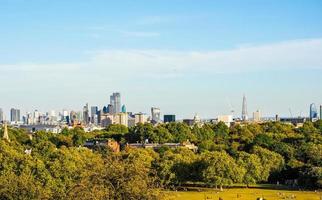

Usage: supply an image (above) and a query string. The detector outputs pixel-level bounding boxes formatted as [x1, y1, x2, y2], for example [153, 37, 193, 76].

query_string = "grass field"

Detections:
[166, 188, 321, 200]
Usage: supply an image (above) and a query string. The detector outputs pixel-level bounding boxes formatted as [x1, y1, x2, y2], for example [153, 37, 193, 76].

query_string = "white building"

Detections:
[135, 113, 148, 124]
[253, 110, 261, 122]
[217, 115, 233, 127]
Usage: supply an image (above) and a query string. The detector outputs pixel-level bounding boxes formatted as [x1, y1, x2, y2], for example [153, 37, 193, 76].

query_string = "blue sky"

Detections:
[0, 0, 322, 119]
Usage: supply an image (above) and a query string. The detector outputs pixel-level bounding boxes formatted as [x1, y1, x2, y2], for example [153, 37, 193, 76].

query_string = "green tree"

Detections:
[201, 151, 245, 190]
[237, 152, 263, 186]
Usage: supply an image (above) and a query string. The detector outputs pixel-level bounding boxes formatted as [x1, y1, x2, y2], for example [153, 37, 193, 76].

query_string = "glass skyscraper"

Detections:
[10, 108, 20, 122]
[110, 92, 121, 114]
[310, 103, 318, 120]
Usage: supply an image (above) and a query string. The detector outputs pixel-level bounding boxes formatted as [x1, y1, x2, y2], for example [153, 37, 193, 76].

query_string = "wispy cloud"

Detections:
[90, 38, 322, 77]
[119, 30, 160, 37]
[135, 16, 167, 25]
[1, 38, 322, 79]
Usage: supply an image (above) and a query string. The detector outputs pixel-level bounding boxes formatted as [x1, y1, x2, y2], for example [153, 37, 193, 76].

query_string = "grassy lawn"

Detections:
[165, 188, 321, 200]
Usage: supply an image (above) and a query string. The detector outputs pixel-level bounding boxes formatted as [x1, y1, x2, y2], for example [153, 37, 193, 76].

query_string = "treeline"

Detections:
[0, 120, 321, 199]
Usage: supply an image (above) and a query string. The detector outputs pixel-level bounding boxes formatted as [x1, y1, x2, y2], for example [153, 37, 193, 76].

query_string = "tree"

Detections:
[237, 152, 263, 186]
[166, 122, 196, 143]
[201, 151, 245, 190]
[252, 146, 285, 182]
[213, 122, 229, 145]
[152, 125, 173, 143]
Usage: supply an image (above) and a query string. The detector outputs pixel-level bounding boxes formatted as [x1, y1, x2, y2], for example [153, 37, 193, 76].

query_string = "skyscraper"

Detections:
[10, 108, 20, 123]
[91, 106, 98, 123]
[320, 105, 322, 120]
[110, 92, 121, 114]
[241, 94, 248, 121]
[83, 103, 89, 124]
[310, 103, 318, 121]
[0, 108, 3, 122]
[151, 107, 161, 123]
[107, 104, 113, 114]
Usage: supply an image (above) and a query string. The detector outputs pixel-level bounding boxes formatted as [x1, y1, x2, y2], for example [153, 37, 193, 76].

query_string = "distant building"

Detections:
[135, 113, 148, 124]
[83, 103, 90, 124]
[84, 139, 120, 153]
[183, 114, 201, 126]
[151, 107, 161, 123]
[253, 110, 261, 122]
[114, 113, 128, 127]
[126, 141, 198, 152]
[10, 108, 20, 123]
[70, 111, 79, 125]
[241, 94, 248, 121]
[128, 116, 135, 127]
[193, 114, 201, 124]
[100, 113, 114, 127]
[0, 108, 3, 122]
[91, 106, 98, 124]
[280, 117, 307, 127]
[121, 105, 127, 113]
[183, 119, 194, 126]
[164, 115, 176, 123]
[107, 104, 113, 114]
[320, 105, 322, 120]
[102, 106, 108, 114]
[110, 92, 121, 114]
[217, 115, 233, 127]
[310, 103, 318, 121]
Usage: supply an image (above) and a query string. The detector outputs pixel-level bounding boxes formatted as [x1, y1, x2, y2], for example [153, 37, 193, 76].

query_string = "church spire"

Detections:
[3, 122, 10, 142]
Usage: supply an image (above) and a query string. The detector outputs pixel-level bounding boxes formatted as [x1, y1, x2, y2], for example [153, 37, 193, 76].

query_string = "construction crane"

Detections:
[289, 108, 293, 118]
[227, 98, 235, 117]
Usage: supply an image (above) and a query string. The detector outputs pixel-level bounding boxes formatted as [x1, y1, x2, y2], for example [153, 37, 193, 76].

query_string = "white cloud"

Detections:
[89, 38, 322, 77]
[1, 38, 322, 79]
[119, 31, 160, 37]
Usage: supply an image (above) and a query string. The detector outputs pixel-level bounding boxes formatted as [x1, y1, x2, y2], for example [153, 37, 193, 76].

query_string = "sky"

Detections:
[0, 0, 322, 119]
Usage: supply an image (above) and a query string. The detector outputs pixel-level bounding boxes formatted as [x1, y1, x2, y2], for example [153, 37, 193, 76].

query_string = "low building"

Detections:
[126, 141, 198, 152]
[134, 113, 148, 124]
[280, 117, 308, 127]
[164, 115, 176, 123]
[84, 139, 120, 153]
[217, 115, 233, 127]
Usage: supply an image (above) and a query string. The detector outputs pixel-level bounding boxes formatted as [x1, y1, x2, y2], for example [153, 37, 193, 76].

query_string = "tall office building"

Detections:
[107, 104, 113, 114]
[320, 105, 322, 120]
[0, 108, 3, 122]
[10, 108, 20, 123]
[91, 106, 98, 123]
[83, 103, 89, 124]
[110, 92, 121, 114]
[34, 110, 40, 124]
[310, 103, 318, 121]
[151, 107, 161, 123]
[241, 95, 248, 121]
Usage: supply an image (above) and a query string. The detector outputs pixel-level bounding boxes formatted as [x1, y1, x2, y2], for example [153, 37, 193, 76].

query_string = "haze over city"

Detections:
[1, 0, 322, 118]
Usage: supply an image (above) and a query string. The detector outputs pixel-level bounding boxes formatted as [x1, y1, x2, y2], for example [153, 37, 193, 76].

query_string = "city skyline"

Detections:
[0, 93, 321, 121]
[0, 0, 322, 118]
